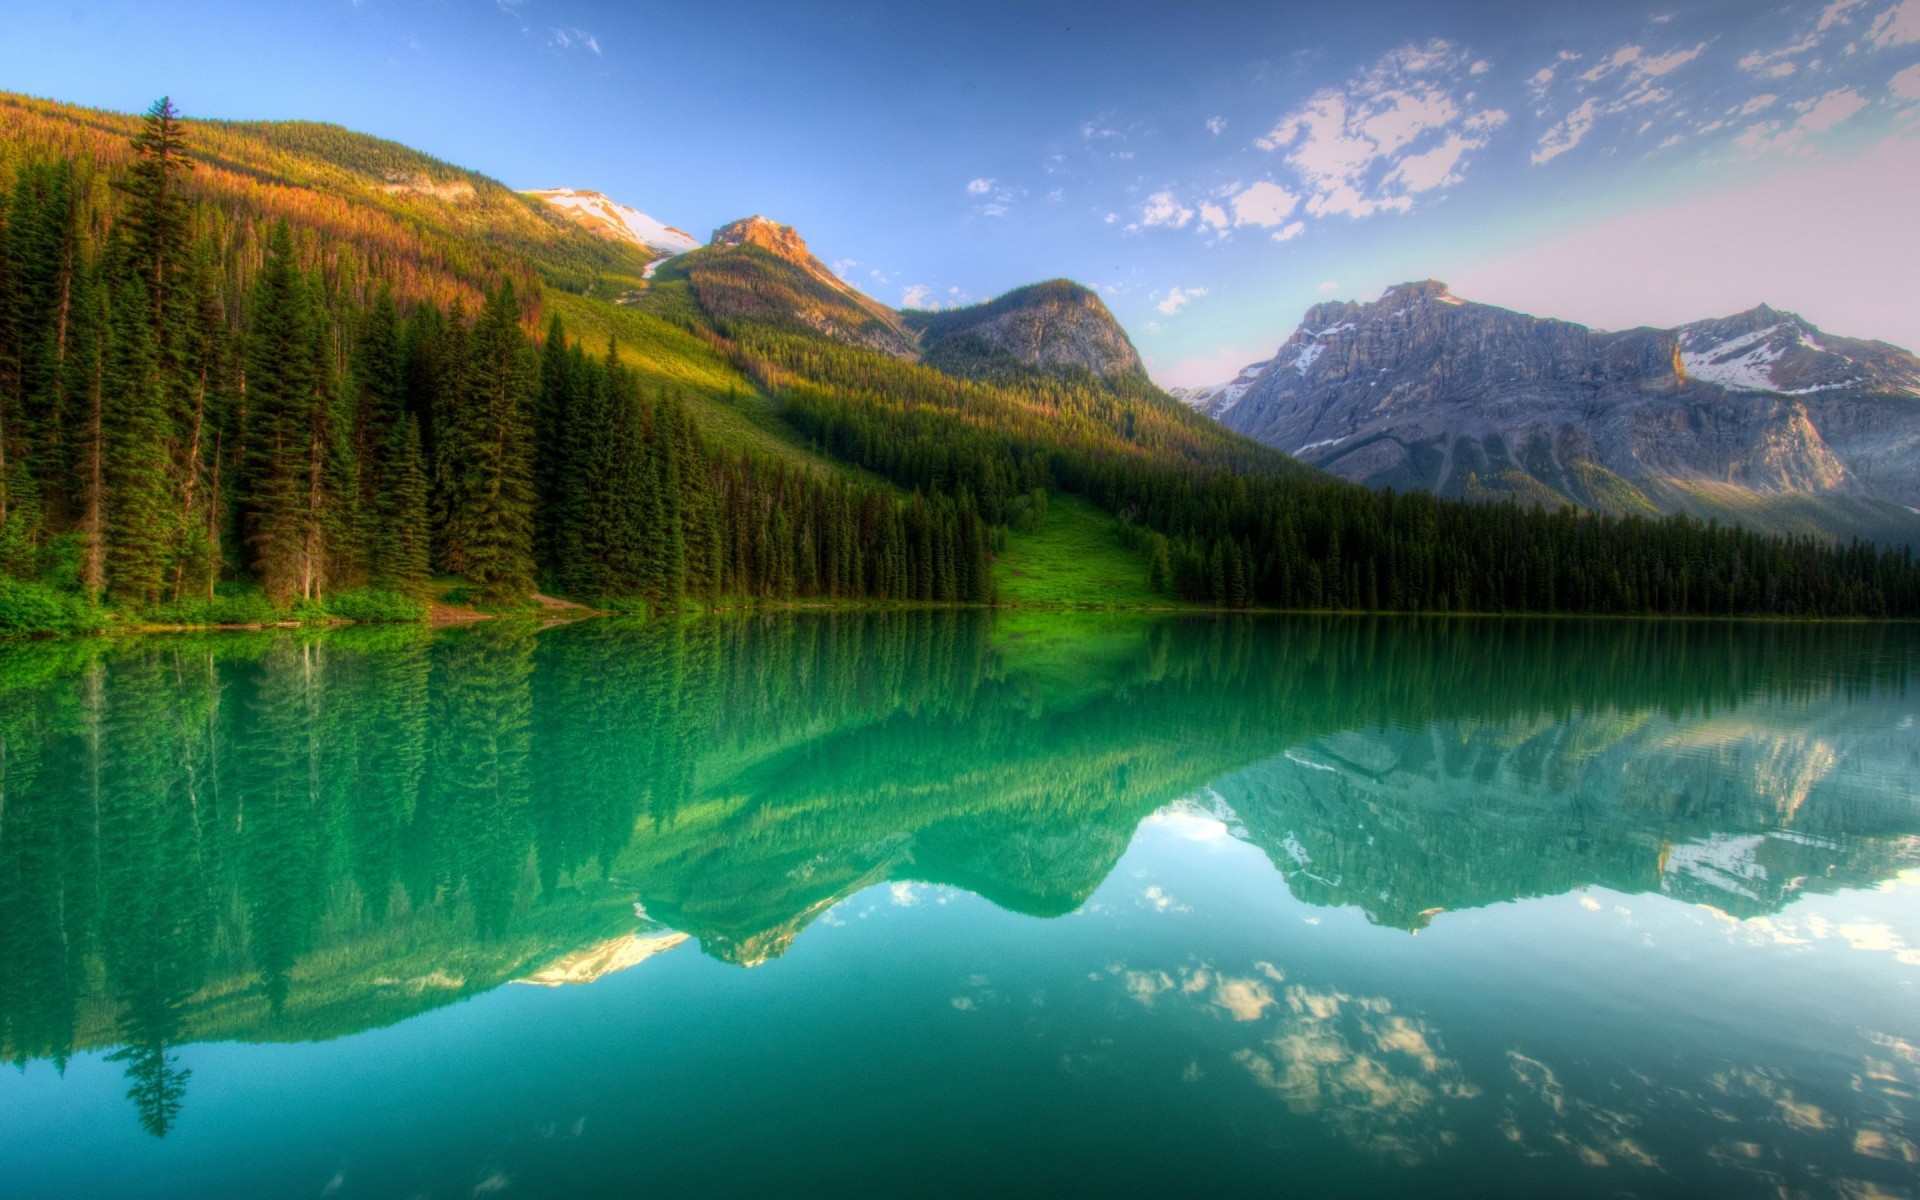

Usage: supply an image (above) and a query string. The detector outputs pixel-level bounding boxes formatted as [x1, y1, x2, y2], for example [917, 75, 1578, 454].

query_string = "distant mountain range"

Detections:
[1174, 282, 1920, 545]
[530, 180, 1920, 548]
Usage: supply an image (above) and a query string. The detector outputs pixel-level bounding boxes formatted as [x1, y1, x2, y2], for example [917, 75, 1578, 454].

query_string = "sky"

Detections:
[3, 0, 1918, 386]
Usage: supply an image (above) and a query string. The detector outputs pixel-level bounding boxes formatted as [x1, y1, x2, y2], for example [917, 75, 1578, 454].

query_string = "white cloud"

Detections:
[1229, 180, 1300, 226]
[1737, 86, 1872, 152]
[1532, 38, 1706, 164]
[1139, 190, 1195, 229]
[1206, 115, 1227, 135]
[1198, 203, 1230, 232]
[1254, 40, 1505, 219]
[1387, 131, 1477, 191]
[1156, 285, 1208, 315]
[1819, 0, 1870, 30]
[901, 284, 934, 308]
[1637, 42, 1709, 76]
[1733, 94, 1780, 116]
[1533, 97, 1600, 163]
[1740, 39, 1816, 75]
[966, 178, 1024, 216]
[830, 258, 856, 280]
[1470, 59, 1492, 75]
[1272, 221, 1305, 242]
[1578, 44, 1645, 84]
[549, 26, 600, 54]
[1317, 280, 1340, 292]
[1893, 62, 1920, 98]
[1871, 0, 1920, 46]
[1793, 86, 1870, 132]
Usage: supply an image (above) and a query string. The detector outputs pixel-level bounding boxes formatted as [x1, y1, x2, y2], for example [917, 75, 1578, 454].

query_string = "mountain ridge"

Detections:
[1183, 282, 1920, 545]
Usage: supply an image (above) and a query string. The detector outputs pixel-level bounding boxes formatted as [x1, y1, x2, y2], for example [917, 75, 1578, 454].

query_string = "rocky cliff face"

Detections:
[1191, 282, 1920, 545]
[904, 280, 1146, 381]
[672, 216, 915, 357]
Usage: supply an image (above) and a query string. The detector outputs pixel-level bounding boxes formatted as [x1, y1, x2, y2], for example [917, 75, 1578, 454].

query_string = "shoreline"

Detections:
[6, 601, 1915, 643]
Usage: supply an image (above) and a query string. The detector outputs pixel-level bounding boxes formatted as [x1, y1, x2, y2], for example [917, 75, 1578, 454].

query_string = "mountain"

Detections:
[902, 280, 1146, 382]
[1168, 357, 1271, 412]
[522, 187, 700, 265]
[655, 214, 917, 357]
[1188, 281, 1920, 545]
[3, 90, 1917, 628]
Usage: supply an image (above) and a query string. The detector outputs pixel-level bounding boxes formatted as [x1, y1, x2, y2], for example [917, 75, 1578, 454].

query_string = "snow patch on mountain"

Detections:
[1681, 325, 1787, 391]
[1171, 359, 1271, 414]
[523, 188, 700, 258]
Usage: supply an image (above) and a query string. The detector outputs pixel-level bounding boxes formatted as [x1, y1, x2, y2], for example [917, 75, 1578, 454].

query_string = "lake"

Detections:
[1, 614, 1916, 1198]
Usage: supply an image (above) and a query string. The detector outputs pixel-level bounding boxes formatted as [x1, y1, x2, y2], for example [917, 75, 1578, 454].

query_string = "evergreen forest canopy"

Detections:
[0, 93, 1917, 629]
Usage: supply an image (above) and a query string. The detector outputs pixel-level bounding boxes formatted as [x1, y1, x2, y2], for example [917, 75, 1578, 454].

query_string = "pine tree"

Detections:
[101, 264, 176, 607]
[367, 414, 431, 592]
[117, 98, 193, 341]
[442, 282, 535, 598]
[241, 220, 321, 604]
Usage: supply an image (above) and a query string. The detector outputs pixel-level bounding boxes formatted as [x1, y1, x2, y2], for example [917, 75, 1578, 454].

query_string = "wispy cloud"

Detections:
[1254, 40, 1507, 218]
[549, 26, 600, 54]
[1531, 38, 1706, 164]
[1872, 0, 1920, 46]
[1135, 190, 1195, 230]
[1156, 285, 1207, 315]
[1735, 86, 1870, 153]
[1206, 115, 1227, 135]
[966, 177, 1023, 217]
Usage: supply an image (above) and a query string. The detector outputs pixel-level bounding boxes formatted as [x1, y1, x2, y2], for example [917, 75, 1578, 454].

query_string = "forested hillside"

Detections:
[0, 96, 991, 632]
[1, 92, 1917, 631]
[649, 234, 1920, 617]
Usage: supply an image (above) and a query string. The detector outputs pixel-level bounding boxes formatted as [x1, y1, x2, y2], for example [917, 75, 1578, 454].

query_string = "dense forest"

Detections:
[0, 100, 990, 632]
[2, 96, 1918, 630]
[734, 318, 1920, 617]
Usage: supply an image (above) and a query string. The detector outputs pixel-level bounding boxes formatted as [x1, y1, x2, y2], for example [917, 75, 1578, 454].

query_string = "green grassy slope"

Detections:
[994, 494, 1184, 608]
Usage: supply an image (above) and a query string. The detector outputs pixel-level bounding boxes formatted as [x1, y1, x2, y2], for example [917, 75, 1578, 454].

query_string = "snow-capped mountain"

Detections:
[1169, 358, 1271, 414]
[1676, 306, 1920, 397]
[1182, 282, 1920, 545]
[522, 187, 700, 260]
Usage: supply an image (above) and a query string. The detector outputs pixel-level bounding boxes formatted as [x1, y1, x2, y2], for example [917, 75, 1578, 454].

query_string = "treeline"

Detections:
[742, 316, 1920, 617]
[0, 100, 991, 620]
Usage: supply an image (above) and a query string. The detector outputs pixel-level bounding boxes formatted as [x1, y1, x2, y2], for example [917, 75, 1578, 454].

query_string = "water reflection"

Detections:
[0, 614, 1914, 1142]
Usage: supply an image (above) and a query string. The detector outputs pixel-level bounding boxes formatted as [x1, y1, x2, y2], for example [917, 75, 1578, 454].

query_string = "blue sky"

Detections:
[3, 0, 1918, 384]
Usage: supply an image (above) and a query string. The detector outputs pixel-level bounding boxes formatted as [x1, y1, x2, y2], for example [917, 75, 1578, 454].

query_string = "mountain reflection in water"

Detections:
[0, 613, 1914, 1175]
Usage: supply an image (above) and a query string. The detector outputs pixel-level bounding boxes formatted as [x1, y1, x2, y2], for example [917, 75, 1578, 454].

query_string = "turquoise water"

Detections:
[0, 615, 1916, 1198]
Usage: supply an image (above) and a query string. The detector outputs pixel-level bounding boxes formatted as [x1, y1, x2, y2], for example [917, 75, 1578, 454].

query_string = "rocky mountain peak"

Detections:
[1676, 306, 1920, 397]
[710, 215, 812, 259]
[687, 215, 914, 358]
[904, 279, 1145, 381]
[1179, 282, 1920, 545]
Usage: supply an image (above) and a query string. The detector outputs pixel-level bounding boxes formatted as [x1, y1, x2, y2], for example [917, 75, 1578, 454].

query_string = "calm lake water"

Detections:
[1, 614, 1917, 1199]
